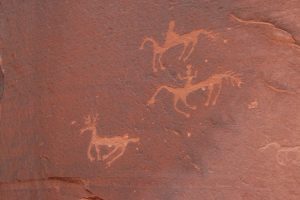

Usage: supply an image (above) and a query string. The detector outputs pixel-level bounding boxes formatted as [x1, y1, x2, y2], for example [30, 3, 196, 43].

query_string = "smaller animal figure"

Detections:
[80, 114, 140, 167]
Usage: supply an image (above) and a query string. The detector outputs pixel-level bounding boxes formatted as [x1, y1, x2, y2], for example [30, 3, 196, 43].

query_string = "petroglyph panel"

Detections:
[1, 1, 300, 200]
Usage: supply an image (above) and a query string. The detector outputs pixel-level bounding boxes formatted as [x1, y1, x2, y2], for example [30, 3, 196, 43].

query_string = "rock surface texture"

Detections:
[0, 1, 300, 200]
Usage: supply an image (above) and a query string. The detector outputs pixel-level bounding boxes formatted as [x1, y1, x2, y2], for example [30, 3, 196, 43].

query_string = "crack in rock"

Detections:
[80, 197, 104, 200]
[0, 177, 103, 199]
[230, 13, 300, 48]
[263, 80, 298, 95]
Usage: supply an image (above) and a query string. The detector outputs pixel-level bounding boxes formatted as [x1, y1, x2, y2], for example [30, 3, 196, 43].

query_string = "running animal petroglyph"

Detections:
[147, 65, 242, 117]
[259, 142, 300, 167]
[140, 21, 217, 72]
[80, 114, 140, 167]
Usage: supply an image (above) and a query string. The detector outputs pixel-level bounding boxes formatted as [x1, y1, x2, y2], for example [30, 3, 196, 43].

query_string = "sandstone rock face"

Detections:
[0, 1, 299, 200]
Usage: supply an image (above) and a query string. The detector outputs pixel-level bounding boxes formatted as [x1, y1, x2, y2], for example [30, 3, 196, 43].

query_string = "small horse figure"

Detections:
[147, 66, 242, 117]
[140, 21, 217, 72]
[80, 114, 140, 167]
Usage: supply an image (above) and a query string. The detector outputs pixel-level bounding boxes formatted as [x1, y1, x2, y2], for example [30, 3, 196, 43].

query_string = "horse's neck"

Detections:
[188, 74, 223, 92]
[128, 138, 137, 143]
[188, 79, 209, 92]
[147, 38, 159, 47]
[196, 29, 209, 36]
[90, 128, 100, 140]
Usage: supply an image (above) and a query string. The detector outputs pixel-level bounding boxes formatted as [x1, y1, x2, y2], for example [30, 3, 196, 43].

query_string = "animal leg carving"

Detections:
[103, 146, 120, 161]
[205, 85, 214, 106]
[95, 145, 102, 161]
[183, 41, 197, 62]
[87, 144, 95, 161]
[106, 146, 126, 167]
[147, 86, 170, 105]
[178, 43, 188, 60]
[173, 96, 190, 118]
[158, 53, 166, 70]
[182, 96, 197, 110]
[212, 83, 222, 106]
[152, 53, 158, 72]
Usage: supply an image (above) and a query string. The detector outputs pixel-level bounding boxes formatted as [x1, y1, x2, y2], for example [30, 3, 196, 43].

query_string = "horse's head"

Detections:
[224, 71, 243, 88]
[207, 31, 218, 41]
[123, 134, 140, 143]
[198, 29, 218, 41]
[232, 74, 243, 88]
[130, 137, 140, 143]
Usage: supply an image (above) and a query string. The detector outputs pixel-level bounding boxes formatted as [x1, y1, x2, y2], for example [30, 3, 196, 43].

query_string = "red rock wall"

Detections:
[0, 1, 299, 199]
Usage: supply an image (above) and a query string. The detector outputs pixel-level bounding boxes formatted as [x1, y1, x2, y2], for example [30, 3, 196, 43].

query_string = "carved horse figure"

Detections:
[140, 21, 217, 72]
[147, 69, 242, 117]
[80, 114, 140, 167]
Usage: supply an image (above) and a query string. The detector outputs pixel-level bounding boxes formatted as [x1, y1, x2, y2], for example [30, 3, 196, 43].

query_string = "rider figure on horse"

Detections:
[177, 64, 198, 87]
[165, 20, 180, 46]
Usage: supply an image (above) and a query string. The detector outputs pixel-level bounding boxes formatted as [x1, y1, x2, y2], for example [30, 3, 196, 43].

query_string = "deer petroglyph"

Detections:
[140, 21, 217, 72]
[147, 65, 242, 117]
[80, 114, 140, 167]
